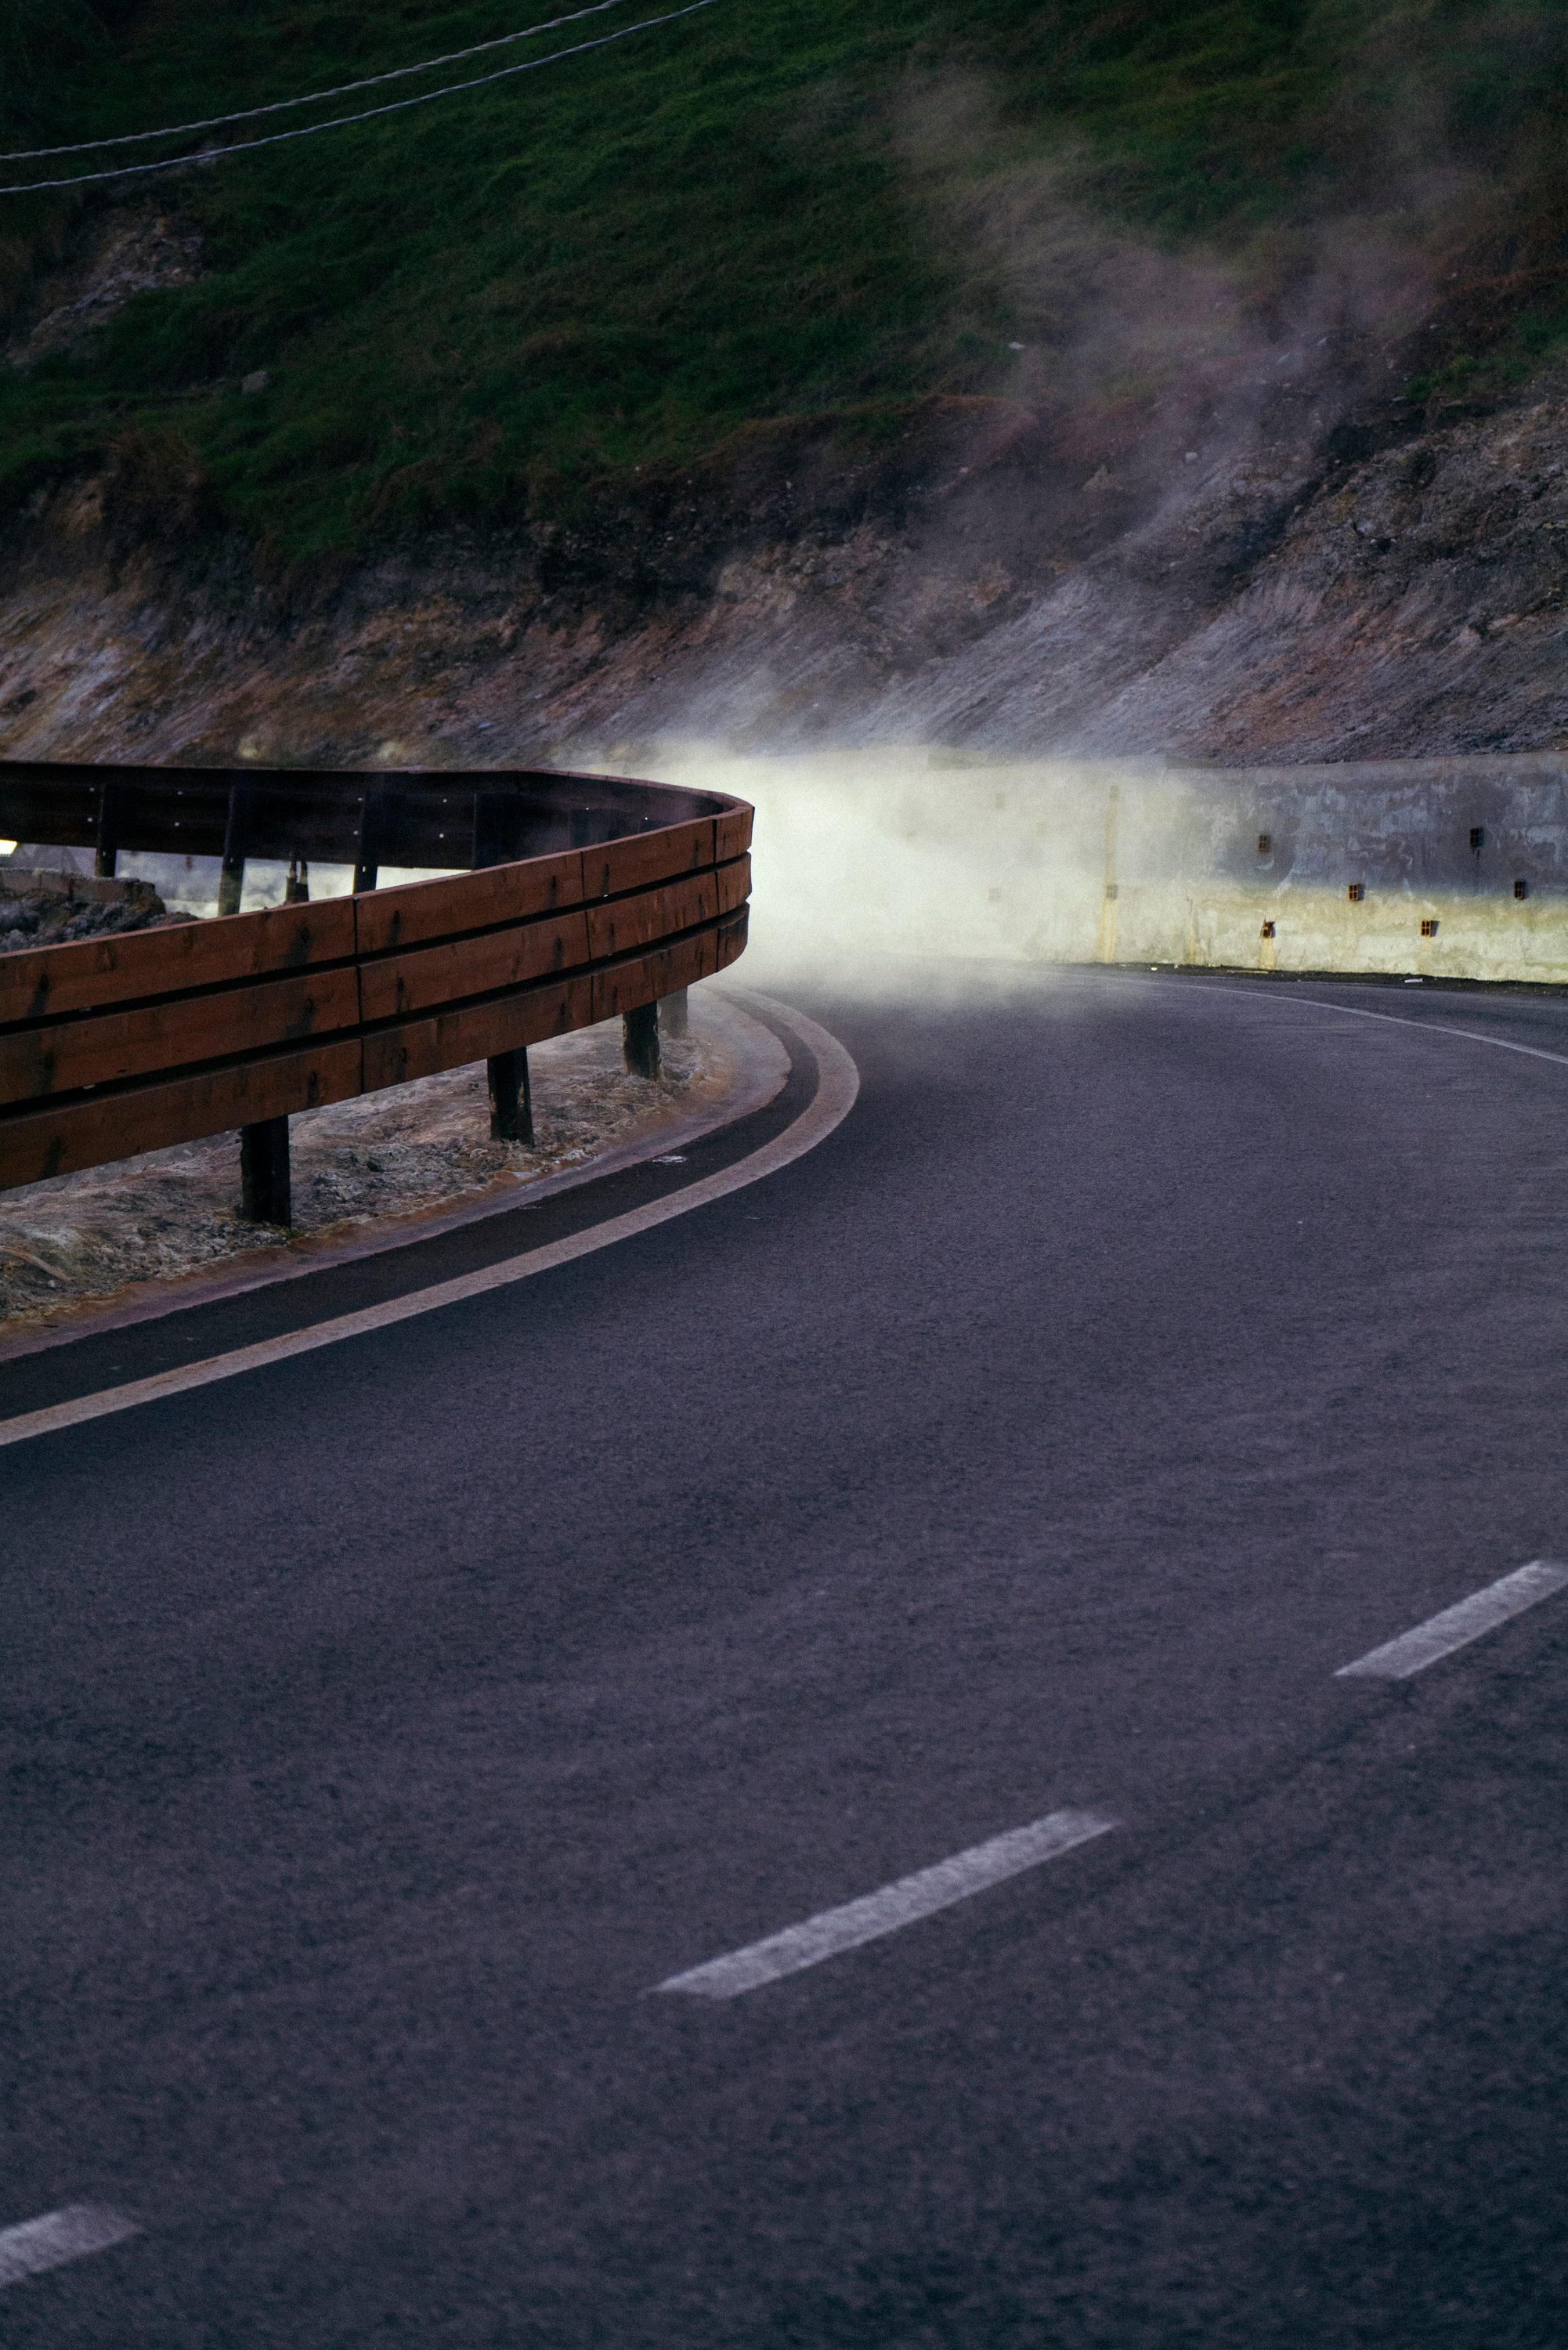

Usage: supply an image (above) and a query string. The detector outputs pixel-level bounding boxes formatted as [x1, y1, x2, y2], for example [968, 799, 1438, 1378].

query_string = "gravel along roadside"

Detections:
[0, 1007, 741, 1337]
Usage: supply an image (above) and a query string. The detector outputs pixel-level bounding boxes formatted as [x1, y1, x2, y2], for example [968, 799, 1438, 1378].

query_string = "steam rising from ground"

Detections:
[651, 744, 1137, 997]
[646, 741, 1568, 997]
[897, 69, 1451, 510]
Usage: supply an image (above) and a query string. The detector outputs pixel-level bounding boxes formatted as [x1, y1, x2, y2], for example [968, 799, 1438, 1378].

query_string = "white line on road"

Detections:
[1284, 998, 1568, 1071]
[1176, 977, 1568, 1074]
[0, 2205, 138, 2289]
[1336, 1560, 1568, 1680]
[653, 1808, 1116, 1999]
[0, 994, 857, 1452]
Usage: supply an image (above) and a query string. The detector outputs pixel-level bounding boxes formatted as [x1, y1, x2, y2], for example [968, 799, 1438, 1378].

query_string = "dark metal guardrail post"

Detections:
[0, 761, 753, 1206]
[94, 779, 119, 879]
[623, 1000, 660, 1079]
[474, 786, 536, 1144]
[240, 1115, 291, 1225]
[218, 781, 251, 916]
[487, 1047, 533, 1144]
[352, 786, 385, 895]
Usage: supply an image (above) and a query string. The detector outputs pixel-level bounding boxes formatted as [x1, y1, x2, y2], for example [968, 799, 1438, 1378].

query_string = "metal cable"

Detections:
[1, 0, 639, 161]
[0, 0, 723, 194]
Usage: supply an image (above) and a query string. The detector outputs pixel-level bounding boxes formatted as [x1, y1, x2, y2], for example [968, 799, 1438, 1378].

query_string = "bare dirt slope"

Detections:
[2, 357, 1566, 770]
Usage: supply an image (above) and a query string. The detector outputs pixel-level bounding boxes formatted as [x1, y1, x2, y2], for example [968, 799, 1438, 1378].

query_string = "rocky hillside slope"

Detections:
[2, 1, 1567, 766]
[2, 342, 1566, 767]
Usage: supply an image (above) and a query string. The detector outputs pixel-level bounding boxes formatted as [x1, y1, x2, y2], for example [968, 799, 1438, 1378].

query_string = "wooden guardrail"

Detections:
[0, 762, 751, 1220]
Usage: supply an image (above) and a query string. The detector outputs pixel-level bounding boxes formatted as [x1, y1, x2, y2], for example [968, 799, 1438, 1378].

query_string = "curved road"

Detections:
[6, 969, 1568, 2348]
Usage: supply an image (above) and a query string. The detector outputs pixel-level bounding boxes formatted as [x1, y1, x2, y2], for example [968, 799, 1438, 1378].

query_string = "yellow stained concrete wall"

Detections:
[647, 747, 1568, 986]
[1117, 753, 1568, 983]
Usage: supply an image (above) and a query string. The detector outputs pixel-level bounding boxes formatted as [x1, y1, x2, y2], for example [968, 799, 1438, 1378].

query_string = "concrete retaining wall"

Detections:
[1113, 754, 1568, 984]
[709, 750, 1568, 986]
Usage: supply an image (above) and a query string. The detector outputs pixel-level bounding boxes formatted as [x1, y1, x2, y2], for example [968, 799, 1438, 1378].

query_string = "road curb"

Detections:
[0, 989, 789, 1367]
[0, 992, 858, 1448]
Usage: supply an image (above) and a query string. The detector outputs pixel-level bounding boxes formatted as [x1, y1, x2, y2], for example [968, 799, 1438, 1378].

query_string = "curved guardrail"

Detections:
[0, 761, 752, 1213]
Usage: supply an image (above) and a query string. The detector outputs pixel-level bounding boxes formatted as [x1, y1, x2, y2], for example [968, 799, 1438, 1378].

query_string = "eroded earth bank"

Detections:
[4, 334, 1568, 775]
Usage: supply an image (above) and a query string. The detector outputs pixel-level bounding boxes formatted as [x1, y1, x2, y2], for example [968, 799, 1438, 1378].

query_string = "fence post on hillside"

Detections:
[487, 1047, 533, 1144]
[240, 1115, 291, 1225]
[623, 1000, 660, 1079]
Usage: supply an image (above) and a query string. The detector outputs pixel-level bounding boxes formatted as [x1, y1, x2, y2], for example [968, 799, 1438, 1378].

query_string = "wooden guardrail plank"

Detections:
[585, 872, 720, 962]
[0, 1038, 364, 1189]
[716, 853, 751, 916]
[358, 911, 593, 1025]
[353, 850, 587, 956]
[0, 768, 237, 859]
[1, 767, 754, 874]
[0, 896, 357, 1027]
[0, 965, 362, 1102]
[715, 905, 750, 970]
[590, 926, 721, 1024]
[583, 817, 717, 901]
[0, 765, 753, 1199]
[362, 973, 598, 1093]
[0, 771, 107, 851]
[715, 805, 753, 863]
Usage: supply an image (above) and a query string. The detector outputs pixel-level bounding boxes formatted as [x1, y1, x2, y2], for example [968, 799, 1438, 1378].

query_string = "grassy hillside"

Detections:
[2, 0, 1567, 558]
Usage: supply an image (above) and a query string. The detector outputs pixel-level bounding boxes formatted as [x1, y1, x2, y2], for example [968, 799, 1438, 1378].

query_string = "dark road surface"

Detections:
[6, 969, 1568, 2348]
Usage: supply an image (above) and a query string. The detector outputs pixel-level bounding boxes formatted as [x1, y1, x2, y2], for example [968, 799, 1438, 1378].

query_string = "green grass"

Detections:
[2, 0, 1566, 556]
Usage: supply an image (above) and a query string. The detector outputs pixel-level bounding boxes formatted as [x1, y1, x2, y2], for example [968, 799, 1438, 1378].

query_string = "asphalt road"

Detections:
[6, 967, 1568, 2349]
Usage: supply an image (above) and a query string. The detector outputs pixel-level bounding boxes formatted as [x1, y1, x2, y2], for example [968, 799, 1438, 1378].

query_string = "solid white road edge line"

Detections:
[1172, 977, 1568, 1072]
[652, 1809, 1117, 2000]
[0, 988, 790, 1369]
[1284, 997, 1568, 1070]
[1336, 1560, 1568, 1680]
[0, 992, 858, 1452]
[0, 2205, 138, 2289]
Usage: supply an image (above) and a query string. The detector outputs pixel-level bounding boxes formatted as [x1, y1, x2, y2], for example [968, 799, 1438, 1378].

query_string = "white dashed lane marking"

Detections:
[0, 2205, 138, 2289]
[1336, 1560, 1568, 1681]
[653, 1809, 1116, 1999]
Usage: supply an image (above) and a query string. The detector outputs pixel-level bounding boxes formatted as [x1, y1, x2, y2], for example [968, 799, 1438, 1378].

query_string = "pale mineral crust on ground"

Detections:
[0, 1014, 730, 1336]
